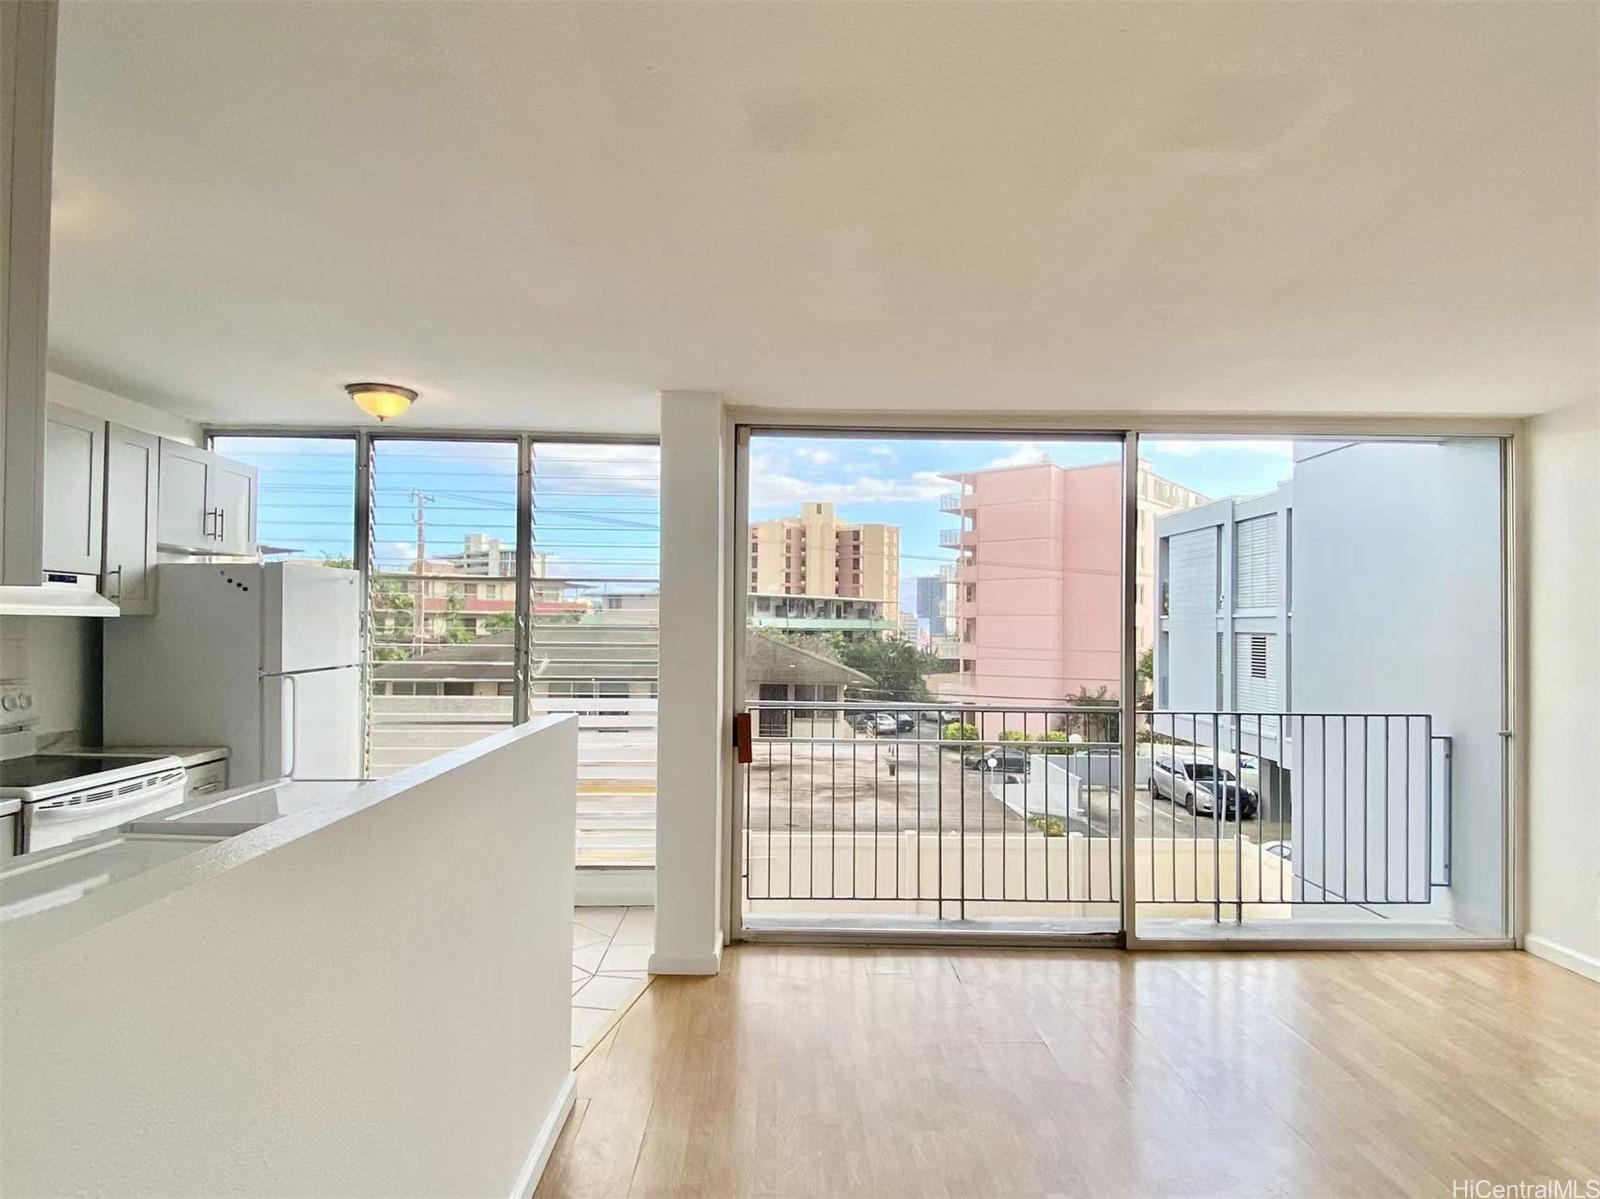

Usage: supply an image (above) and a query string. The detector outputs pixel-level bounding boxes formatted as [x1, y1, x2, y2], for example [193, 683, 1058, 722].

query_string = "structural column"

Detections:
[649, 391, 728, 975]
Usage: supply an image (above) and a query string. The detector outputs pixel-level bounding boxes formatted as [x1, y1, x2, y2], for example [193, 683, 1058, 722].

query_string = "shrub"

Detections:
[941, 721, 979, 742]
[1026, 814, 1067, 837]
[998, 730, 1027, 742]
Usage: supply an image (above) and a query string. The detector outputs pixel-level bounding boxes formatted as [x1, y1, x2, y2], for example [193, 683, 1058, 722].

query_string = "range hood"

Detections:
[0, 577, 120, 618]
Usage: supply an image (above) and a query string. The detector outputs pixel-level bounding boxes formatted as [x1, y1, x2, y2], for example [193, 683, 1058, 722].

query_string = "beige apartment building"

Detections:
[749, 501, 900, 620]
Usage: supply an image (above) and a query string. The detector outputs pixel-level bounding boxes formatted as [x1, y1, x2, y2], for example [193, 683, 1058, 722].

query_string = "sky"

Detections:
[748, 435, 1296, 610]
[218, 433, 1295, 600]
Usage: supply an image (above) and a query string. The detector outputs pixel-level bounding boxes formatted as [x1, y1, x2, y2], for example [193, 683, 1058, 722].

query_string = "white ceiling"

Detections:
[48, 1, 1597, 433]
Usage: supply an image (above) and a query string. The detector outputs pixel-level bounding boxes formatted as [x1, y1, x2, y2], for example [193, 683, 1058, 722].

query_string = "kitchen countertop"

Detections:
[67, 745, 230, 768]
[0, 716, 570, 965]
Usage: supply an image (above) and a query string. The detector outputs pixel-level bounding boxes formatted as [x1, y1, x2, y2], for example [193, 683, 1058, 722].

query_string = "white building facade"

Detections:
[1152, 440, 1505, 935]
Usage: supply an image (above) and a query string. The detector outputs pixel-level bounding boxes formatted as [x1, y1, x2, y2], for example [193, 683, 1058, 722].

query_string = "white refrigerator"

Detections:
[105, 562, 363, 785]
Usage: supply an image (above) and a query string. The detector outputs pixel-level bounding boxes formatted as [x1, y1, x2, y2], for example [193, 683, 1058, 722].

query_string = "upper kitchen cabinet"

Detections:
[102, 424, 160, 614]
[42, 405, 105, 575]
[157, 440, 257, 555]
[208, 455, 257, 555]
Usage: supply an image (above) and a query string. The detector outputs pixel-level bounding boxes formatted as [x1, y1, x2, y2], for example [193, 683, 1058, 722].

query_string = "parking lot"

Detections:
[743, 725, 1283, 851]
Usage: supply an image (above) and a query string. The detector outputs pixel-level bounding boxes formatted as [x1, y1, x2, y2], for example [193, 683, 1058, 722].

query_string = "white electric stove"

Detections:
[0, 682, 186, 855]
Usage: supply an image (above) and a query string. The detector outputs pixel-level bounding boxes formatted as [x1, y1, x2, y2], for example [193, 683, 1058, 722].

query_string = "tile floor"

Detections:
[570, 906, 653, 1058]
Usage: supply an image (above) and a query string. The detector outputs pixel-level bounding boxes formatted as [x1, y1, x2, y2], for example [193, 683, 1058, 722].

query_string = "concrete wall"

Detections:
[1524, 400, 1600, 980]
[0, 715, 579, 1197]
[1291, 439, 1504, 933]
[650, 392, 727, 974]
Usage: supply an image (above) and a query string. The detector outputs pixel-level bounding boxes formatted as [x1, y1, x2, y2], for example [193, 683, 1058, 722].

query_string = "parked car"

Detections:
[1150, 756, 1259, 819]
[962, 747, 1031, 775]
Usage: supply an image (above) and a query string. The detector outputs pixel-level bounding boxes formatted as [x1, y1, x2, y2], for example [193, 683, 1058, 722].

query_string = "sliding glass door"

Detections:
[734, 430, 1127, 938]
[1130, 434, 1508, 942]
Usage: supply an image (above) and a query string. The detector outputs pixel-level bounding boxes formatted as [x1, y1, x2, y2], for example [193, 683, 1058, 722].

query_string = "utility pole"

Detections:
[411, 489, 434, 649]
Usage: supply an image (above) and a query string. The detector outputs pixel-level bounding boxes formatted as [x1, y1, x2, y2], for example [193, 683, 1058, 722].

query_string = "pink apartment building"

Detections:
[939, 462, 1205, 717]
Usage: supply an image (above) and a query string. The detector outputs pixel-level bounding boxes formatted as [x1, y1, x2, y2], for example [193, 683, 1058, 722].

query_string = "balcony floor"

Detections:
[539, 945, 1598, 1197]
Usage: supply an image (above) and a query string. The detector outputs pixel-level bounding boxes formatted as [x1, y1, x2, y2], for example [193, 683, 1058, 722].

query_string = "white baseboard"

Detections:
[1526, 935, 1600, 984]
[647, 941, 723, 976]
[575, 868, 655, 908]
[509, 1071, 577, 1199]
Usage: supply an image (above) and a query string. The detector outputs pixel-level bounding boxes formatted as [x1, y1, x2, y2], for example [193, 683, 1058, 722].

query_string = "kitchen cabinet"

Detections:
[102, 423, 160, 614]
[183, 757, 229, 797]
[157, 440, 257, 555]
[42, 405, 105, 575]
[156, 441, 213, 550]
[209, 455, 257, 556]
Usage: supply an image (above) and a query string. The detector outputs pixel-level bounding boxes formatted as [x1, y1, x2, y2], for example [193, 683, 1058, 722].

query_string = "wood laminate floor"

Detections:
[538, 946, 1599, 1198]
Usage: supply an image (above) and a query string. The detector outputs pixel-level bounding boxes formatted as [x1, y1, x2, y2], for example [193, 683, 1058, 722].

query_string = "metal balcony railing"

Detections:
[742, 703, 1124, 911]
[938, 493, 964, 512]
[739, 704, 1451, 921]
[937, 528, 963, 547]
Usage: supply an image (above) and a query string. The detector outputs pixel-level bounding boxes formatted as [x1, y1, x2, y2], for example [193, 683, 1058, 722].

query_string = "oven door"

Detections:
[23, 773, 188, 853]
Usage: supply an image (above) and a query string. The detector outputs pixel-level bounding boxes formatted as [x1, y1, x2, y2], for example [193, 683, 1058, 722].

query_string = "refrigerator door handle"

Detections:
[281, 672, 299, 779]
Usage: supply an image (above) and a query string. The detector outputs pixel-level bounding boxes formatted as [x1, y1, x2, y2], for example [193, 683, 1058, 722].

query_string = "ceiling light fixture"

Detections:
[345, 382, 417, 421]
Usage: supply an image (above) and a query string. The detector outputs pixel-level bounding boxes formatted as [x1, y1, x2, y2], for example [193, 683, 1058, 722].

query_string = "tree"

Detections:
[833, 634, 941, 703]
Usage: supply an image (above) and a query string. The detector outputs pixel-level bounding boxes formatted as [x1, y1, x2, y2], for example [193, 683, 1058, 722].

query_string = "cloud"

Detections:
[1150, 439, 1294, 460]
[749, 469, 949, 510]
[533, 441, 660, 496]
[983, 444, 1053, 469]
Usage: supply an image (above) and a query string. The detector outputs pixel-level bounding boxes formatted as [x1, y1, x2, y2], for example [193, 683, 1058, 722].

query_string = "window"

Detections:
[209, 436, 356, 564]
[527, 441, 660, 867]
[1234, 514, 1279, 609]
[367, 439, 518, 776]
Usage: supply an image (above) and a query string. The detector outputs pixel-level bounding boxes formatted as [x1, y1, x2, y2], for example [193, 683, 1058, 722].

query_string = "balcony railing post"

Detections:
[1233, 713, 1244, 924]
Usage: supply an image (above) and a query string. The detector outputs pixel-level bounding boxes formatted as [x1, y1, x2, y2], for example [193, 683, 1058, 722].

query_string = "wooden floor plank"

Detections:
[536, 947, 1599, 1198]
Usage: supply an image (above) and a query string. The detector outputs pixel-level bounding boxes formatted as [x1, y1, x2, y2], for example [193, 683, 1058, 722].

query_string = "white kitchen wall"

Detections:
[45, 371, 201, 445]
[0, 614, 98, 744]
[1, 715, 579, 1197]
[1524, 398, 1600, 980]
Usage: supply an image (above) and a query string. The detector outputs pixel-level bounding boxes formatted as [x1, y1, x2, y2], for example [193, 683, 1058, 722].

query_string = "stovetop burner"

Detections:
[0, 754, 160, 790]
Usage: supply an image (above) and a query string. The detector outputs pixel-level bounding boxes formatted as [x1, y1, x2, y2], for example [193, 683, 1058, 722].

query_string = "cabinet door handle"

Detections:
[104, 566, 122, 602]
[217, 507, 226, 543]
[201, 508, 213, 539]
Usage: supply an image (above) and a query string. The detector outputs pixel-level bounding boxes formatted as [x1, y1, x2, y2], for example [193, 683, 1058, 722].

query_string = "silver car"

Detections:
[1150, 757, 1259, 819]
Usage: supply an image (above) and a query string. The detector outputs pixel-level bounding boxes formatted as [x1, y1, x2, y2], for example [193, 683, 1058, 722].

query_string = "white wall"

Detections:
[1291, 440, 1504, 933]
[0, 715, 579, 1197]
[650, 391, 727, 974]
[46, 370, 201, 445]
[0, 612, 98, 742]
[1524, 399, 1600, 980]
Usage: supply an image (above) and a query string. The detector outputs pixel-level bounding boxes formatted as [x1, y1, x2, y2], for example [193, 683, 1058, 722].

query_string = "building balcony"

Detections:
[749, 614, 894, 633]
[938, 527, 970, 547]
[938, 492, 966, 512]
